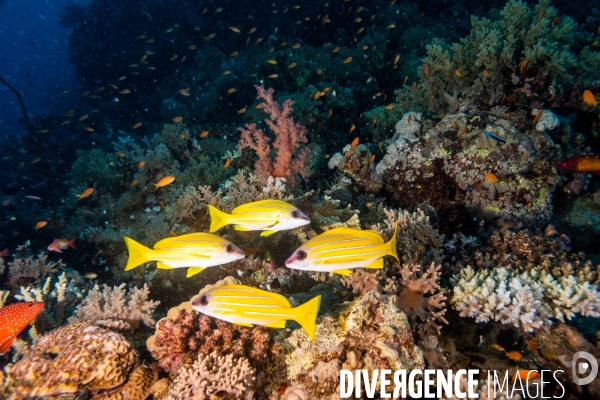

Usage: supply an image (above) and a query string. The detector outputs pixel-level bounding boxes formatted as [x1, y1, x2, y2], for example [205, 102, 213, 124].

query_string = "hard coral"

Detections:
[237, 85, 311, 183]
[148, 305, 270, 374]
[164, 351, 255, 400]
[282, 291, 424, 397]
[5, 320, 135, 398]
[68, 283, 160, 329]
[452, 265, 600, 331]
[90, 366, 158, 400]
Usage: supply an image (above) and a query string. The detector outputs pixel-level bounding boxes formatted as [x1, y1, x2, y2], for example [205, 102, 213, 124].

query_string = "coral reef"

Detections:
[2, 319, 137, 398]
[68, 283, 160, 329]
[238, 86, 311, 183]
[452, 265, 600, 331]
[164, 351, 255, 400]
[281, 291, 424, 397]
[147, 277, 270, 374]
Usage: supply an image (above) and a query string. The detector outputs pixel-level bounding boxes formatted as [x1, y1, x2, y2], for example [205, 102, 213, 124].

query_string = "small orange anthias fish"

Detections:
[47, 238, 76, 253]
[505, 351, 523, 361]
[583, 90, 598, 106]
[555, 155, 600, 174]
[151, 176, 175, 191]
[0, 302, 45, 354]
[77, 188, 94, 200]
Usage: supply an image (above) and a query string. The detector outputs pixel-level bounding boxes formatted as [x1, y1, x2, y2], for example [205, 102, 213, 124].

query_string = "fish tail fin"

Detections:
[208, 205, 231, 232]
[150, 184, 158, 192]
[68, 238, 76, 249]
[386, 220, 399, 261]
[123, 237, 152, 271]
[293, 295, 321, 340]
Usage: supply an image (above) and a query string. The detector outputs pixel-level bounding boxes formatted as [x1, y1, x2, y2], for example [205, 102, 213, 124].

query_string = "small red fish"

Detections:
[47, 238, 76, 253]
[555, 155, 600, 174]
[0, 302, 45, 353]
[0, 248, 8, 257]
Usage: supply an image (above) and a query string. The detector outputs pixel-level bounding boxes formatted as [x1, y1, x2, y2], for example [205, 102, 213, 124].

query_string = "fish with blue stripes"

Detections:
[208, 199, 310, 237]
[285, 225, 398, 276]
[483, 130, 506, 143]
[191, 284, 321, 340]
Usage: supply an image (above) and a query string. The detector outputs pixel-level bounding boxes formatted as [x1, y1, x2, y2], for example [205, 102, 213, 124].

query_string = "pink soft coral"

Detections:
[237, 85, 310, 182]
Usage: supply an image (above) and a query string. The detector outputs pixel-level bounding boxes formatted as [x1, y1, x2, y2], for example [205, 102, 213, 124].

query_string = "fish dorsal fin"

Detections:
[330, 228, 383, 243]
[156, 262, 175, 270]
[331, 269, 353, 276]
[318, 227, 383, 243]
[232, 199, 292, 214]
[260, 230, 278, 237]
[212, 285, 292, 308]
[186, 267, 206, 277]
[154, 232, 217, 249]
[364, 259, 384, 269]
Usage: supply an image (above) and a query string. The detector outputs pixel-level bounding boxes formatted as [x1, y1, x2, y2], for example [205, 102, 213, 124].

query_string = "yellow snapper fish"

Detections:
[285, 226, 398, 276]
[123, 233, 245, 277]
[191, 284, 321, 340]
[208, 199, 310, 237]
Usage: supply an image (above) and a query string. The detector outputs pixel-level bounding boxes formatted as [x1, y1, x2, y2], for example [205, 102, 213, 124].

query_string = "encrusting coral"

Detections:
[2, 319, 139, 398]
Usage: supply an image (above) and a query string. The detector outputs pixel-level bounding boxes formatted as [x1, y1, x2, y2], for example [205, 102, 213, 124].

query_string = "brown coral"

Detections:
[164, 351, 255, 400]
[91, 366, 158, 400]
[5, 320, 135, 398]
[391, 262, 448, 337]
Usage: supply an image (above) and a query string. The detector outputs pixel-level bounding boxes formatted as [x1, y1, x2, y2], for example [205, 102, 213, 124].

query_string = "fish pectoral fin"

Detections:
[232, 322, 254, 327]
[186, 267, 206, 277]
[364, 259, 384, 269]
[234, 226, 252, 231]
[260, 230, 278, 237]
[0, 335, 16, 354]
[264, 320, 287, 328]
[331, 269, 353, 276]
[156, 262, 175, 270]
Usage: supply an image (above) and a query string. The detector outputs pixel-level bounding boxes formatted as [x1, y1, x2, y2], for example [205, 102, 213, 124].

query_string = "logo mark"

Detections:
[572, 351, 598, 385]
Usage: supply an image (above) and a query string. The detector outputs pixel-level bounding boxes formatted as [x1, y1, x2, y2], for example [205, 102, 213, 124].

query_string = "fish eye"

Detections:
[226, 244, 234, 253]
[291, 210, 300, 218]
[296, 250, 307, 260]
[199, 295, 208, 306]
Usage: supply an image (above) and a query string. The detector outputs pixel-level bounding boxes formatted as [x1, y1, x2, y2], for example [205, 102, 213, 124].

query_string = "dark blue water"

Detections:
[0, 0, 82, 138]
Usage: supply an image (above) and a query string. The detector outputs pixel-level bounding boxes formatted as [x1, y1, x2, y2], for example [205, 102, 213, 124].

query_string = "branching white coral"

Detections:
[68, 283, 160, 328]
[452, 266, 600, 331]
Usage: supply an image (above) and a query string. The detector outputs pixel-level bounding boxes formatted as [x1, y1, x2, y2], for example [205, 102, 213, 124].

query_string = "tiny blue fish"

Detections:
[484, 130, 506, 143]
